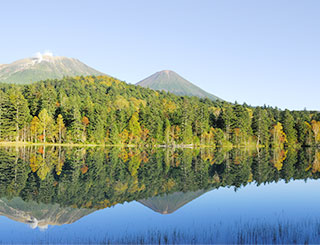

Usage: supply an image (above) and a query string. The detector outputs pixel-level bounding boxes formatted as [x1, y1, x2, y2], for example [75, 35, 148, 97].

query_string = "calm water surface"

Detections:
[0, 146, 319, 244]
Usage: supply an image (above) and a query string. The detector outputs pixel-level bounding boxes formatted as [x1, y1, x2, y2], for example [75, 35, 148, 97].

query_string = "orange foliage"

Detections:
[141, 151, 149, 163]
[140, 127, 149, 142]
[38, 147, 44, 154]
[270, 122, 287, 147]
[29, 155, 39, 172]
[82, 116, 90, 126]
[81, 165, 89, 174]
[272, 149, 287, 171]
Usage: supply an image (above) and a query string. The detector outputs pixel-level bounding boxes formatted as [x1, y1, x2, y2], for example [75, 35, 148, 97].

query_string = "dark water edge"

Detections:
[10, 218, 319, 244]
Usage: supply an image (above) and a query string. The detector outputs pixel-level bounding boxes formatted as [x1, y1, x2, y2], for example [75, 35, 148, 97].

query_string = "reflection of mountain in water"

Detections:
[139, 189, 209, 214]
[0, 197, 94, 229]
[0, 146, 319, 226]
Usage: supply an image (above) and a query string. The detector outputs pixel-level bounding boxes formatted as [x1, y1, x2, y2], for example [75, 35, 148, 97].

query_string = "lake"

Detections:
[0, 146, 319, 244]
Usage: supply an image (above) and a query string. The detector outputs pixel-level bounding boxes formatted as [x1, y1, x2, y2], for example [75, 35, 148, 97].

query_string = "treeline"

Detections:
[0, 75, 319, 147]
[0, 146, 319, 209]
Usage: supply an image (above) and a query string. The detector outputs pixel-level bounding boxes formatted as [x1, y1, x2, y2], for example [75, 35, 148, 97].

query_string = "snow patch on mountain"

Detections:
[33, 51, 54, 64]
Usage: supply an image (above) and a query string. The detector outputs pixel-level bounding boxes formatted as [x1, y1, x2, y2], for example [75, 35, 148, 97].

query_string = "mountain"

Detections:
[0, 52, 105, 84]
[138, 189, 210, 214]
[136, 70, 222, 101]
[0, 197, 94, 229]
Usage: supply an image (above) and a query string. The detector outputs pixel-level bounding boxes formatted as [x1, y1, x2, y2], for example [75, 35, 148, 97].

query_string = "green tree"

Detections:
[69, 106, 83, 142]
[8, 88, 31, 142]
[109, 124, 120, 144]
[30, 116, 41, 142]
[231, 105, 252, 144]
[271, 122, 287, 147]
[38, 109, 54, 143]
[56, 114, 66, 144]
[164, 118, 171, 145]
[127, 112, 142, 144]
[182, 123, 193, 144]
[252, 107, 270, 147]
[0, 90, 8, 140]
[281, 110, 297, 146]
[217, 105, 235, 140]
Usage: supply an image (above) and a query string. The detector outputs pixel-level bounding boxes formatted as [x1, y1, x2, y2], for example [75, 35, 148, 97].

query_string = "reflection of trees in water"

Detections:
[0, 146, 319, 210]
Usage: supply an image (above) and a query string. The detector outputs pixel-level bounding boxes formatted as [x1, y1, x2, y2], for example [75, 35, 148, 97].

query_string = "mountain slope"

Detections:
[137, 70, 222, 101]
[0, 53, 105, 84]
[0, 197, 94, 229]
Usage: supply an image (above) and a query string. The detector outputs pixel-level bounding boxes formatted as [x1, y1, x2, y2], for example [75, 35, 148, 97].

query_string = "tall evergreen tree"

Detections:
[7, 88, 31, 141]
[56, 114, 66, 144]
[281, 110, 297, 146]
[252, 107, 271, 146]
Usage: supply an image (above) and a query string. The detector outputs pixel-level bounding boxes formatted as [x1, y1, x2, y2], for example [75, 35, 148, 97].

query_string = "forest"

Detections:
[0, 146, 319, 210]
[0, 75, 319, 147]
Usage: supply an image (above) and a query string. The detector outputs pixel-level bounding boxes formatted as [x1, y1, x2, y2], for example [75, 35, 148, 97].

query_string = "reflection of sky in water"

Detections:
[1, 179, 320, 243]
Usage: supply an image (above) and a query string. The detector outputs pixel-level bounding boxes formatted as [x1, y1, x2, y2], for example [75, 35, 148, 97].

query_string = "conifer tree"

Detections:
[69, 106, 83, 142]
[110, 124, 120, 145]
[56, 114, 66, 144]
[0, 90, 7, 140]
[252, 107, 270, 146]
[281, 110, 297, 146]
[164, 118, 171, 145]
[30, 116, 40, 142]
[8, 89, 31, 142]
[217, 105, 235, 140]
[127, 112, 142, 144]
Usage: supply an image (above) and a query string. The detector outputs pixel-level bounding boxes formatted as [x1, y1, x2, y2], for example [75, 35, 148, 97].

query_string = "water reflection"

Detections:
[0, 146, 319, 243]
[139, 189, 209, 214]
[0, 197, 92, 230]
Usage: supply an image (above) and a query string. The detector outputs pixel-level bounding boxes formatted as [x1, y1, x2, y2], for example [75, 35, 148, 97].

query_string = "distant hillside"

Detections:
[0, 197, 94, 229]
[137, 70, 222, 101]
[0, 53, 104, 84]
[139, 189, 209, 214]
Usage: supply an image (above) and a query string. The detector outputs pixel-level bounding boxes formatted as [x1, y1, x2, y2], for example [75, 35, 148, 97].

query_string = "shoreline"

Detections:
[0, 141, 241, 149]
[0, 142, 316, 149]
[0, 142, 122, 147]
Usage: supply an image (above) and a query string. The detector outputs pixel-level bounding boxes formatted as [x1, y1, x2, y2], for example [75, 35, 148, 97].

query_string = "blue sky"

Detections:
[0, 0, 319, 110]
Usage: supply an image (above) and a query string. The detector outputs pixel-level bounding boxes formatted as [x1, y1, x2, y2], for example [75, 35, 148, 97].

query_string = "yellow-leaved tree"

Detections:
[311, 120, 320, 144]
[270, 122, 287, 147]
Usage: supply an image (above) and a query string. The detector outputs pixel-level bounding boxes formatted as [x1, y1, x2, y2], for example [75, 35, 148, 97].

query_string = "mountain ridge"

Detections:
[137, 70, 222, 101]
[1, 55, 223, 102]
[0, 53, 105, 84]
[0, 197, 94, 229]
